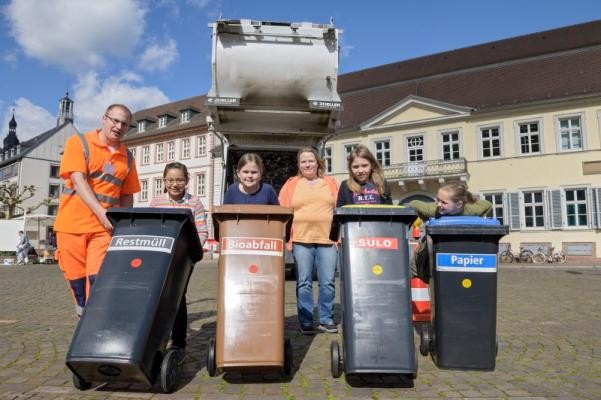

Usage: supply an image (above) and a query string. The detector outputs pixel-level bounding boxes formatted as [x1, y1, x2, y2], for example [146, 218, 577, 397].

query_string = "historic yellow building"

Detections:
[326, 21, 601, 261]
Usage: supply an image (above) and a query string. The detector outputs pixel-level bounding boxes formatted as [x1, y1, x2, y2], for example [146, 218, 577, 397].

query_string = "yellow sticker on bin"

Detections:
[372, 264, 383, 275]
[462, 278, 472, 288]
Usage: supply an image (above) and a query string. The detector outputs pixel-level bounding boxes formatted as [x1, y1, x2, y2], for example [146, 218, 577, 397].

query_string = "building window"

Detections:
[323, 147, 332, 173]
[181, 110, 191, 123]
[140, 180, 148, 202]
[523, 191, 545, 228]
[197, 135, 206, 157]
[137, 121, 146, 133]
[407, 135, 424, 162]
[344, 144, 357, 161]
[167, 141, 175, 161]
[158, 116, 168, 129]
[142, 146, 150, 165]
[481, 126, 501, 158]
[519, 122, 541, 154]
[565, 188, 587, 227]
[559, 116, 583, 151]
[484, 193, 504, 225]
[156, 143, 164, 163]
[182, 138, 191, 159]
[50, 165, 60, 178]
[48, 205, 58, 216]
[374, 140, 391, 167]
[129, 147, 136, 160]
[441, 130, 460, 160]
[154, 178, 163, 197]
[196, 173, 206, 196]
[48, 184, 61, 198]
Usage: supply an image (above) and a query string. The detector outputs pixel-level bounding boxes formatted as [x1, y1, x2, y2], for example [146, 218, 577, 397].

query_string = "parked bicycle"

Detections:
[532, 247, 566, 264]
[498, 243, 534, 263]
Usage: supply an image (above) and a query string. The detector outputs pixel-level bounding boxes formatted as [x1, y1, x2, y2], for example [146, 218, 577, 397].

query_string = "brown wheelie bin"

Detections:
[207, 204, 293, 377]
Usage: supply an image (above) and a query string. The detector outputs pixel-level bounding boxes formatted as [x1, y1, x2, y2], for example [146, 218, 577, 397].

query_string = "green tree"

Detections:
[0, 182, 54, 219]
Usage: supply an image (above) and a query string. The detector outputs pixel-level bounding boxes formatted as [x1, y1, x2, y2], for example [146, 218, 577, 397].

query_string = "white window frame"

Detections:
[555, 113, 585, 152]
[483, 192, 505, 225]
[153, 178, 163, 197]
[137, 121, 146, 133]
[521, 189, 546, 230]
[182, 138, 191, 159]
[323, 146, 333, 173]
[197, 135, 206, 157]
[140, 180, 148, 202]
[142, 146, 150, 165]
[158, 116, 168, 129]
[181, 110, 191, 124]
[563, 186, 588, 228]
[373, 138, 391, 167]
[156, 143, 164, 163]
[342, 142, 359, 161]
[129, 147, 136, 161]
[514, 118, 543, 156]
[167, 141, 175, 161]
[439, 129, 462, 161]
[196, 173, 206, 196]
[406, 134, 425, 162]
[478, 124, 503, 159]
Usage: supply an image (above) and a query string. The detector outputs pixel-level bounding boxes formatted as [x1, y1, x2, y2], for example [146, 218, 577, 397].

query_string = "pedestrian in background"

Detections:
[279, 147, 339, 335]
[16, 230, 30, 265]
[54, 104, 140, 317]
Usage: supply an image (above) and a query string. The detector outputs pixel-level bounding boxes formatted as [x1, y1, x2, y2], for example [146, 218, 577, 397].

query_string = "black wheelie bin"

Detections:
[66, 208, 203, 393]
[207, 205, 293, 377]
[419, 216, 508, 370]
[330, 206, 417, 380]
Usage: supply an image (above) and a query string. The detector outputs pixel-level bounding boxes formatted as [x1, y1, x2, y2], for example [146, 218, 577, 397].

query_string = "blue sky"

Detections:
[1, 0, 601, 140]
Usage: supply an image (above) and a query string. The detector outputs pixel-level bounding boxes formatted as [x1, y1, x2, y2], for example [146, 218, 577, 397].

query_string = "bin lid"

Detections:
[425, 216, 509, 236]
[212, 204, 293, 241]
[106, 207, 204, 262]
[333, 205, 417, 224]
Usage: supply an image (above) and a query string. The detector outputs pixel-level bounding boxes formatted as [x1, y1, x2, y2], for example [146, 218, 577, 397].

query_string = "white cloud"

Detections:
[2, 50, 18, 69]
[4, 0, 147, 74]
[157, 0, 180, 18]
[72, 71, 170, 131]
[1, 98, 56, 141]
[138, 37, 179, 72]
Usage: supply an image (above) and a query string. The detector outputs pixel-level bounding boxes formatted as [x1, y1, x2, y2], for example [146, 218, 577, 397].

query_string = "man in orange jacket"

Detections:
[54, 104, 140, 317]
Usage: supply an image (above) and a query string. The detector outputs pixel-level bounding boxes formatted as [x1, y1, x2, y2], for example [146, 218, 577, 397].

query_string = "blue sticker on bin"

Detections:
[436, 253, 497, 272]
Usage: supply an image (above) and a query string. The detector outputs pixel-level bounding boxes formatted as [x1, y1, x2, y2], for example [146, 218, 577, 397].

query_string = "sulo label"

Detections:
[353, 237, 399, 250]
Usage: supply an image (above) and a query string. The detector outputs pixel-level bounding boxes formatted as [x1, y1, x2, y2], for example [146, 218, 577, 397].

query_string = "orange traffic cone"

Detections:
[411, 276, 431, 323]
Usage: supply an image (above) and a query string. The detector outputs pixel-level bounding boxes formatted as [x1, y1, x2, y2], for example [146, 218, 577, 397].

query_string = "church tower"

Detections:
[57, 91, 74, 126]
[3, 110, 19, 152]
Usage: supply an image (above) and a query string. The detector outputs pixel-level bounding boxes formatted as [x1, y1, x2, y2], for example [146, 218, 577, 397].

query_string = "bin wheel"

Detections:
[283, 338, 293, 376]
[72, 373, 91, 391]
[206, 337, 217, 377]
[411, 347, 418, 380]
[419, 324, 432, 356]
[330, 340, 343, 378]
[160, 349, 178, 393]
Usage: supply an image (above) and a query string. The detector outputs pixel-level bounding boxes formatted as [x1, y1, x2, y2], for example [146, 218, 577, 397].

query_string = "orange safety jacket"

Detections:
[54, 130, 139, 234]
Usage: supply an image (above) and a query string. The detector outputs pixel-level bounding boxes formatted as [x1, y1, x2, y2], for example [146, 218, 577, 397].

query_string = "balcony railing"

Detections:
[382, 158, 467, 181]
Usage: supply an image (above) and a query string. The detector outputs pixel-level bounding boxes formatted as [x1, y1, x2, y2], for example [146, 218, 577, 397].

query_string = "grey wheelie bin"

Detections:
[207, 205, 293, 377]
[419, 216, 508, 370]
[330, 206, 418, 379]
[66, 208, 203, 393]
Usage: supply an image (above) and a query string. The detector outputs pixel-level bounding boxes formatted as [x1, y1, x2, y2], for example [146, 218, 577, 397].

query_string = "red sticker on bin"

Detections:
[130, 258, 143, 268]
[221, 237, 284, 257]
[353, 237, 399, 250]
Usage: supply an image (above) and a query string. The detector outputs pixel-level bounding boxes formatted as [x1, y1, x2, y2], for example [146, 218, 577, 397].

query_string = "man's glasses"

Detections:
[164, 178, 186, 184]
[104, 114, 129, 127]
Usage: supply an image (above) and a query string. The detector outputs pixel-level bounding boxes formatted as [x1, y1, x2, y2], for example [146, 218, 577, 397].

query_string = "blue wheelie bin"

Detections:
[66, 208, 203, 393]
[330, 206, 418, 380]
[420, 216, 508, 370]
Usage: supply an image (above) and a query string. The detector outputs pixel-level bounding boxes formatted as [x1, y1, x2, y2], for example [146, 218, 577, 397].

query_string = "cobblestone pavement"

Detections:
[0, 261, 599, 400]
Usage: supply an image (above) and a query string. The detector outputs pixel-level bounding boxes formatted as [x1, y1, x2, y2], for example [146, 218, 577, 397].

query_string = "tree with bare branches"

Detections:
[0, 182, 54, 219]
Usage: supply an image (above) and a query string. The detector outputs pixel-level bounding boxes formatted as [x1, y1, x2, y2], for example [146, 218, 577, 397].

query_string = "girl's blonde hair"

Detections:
[440, 180, 477, 204]
[346, 144, 386, 196]
[296, 147, 325, 178]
